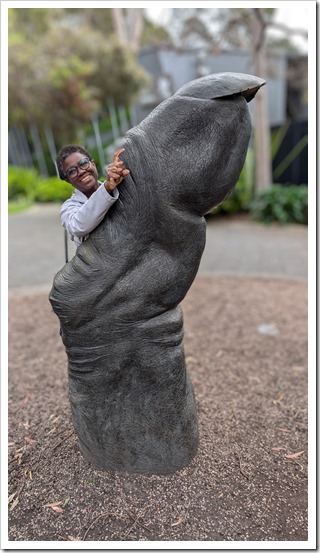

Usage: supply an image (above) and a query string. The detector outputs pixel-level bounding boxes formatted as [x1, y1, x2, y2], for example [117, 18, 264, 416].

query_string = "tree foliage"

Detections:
[166, 7, 304, 52]
[141, 18, 172, 48]
[8, 8, 151, 142]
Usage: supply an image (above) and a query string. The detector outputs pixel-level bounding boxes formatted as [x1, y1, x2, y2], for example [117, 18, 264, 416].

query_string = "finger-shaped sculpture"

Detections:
[50, 72, 265, 474]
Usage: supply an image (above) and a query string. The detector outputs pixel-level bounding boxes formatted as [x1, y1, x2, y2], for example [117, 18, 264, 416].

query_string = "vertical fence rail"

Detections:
[91, 115, 106, 174]
[45, 127, 58, 173]
[29, 124, 49, 176]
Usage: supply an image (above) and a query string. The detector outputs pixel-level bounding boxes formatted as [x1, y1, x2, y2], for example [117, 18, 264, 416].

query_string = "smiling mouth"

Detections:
[79, 174, 92, 183]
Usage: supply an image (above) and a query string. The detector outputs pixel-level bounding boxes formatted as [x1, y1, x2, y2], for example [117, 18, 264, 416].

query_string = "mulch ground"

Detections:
[8, 275, 308, 543]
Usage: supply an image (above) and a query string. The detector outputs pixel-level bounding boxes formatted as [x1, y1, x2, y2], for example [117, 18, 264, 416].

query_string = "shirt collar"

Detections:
[72, 181, 104, 200]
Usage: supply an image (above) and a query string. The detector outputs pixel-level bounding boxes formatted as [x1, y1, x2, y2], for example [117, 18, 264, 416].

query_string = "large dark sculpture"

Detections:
[50, 73, 265, 475]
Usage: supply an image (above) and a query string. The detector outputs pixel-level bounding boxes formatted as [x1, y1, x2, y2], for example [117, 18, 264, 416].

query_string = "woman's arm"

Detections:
[61, 185, 119, 238]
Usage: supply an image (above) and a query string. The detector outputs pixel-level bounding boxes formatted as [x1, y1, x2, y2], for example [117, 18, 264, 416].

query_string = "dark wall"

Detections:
[272, 120, 308, 186]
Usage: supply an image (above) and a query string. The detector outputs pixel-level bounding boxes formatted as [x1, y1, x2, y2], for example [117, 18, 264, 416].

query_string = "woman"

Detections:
[56, 145, 130, 246]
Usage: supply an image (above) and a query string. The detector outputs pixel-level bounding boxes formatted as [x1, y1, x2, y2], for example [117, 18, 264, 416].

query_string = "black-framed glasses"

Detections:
[65, 157, 92, 179]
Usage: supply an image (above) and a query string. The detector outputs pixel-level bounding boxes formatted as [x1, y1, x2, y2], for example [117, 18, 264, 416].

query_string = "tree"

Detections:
[249, 8, 307, 191]
[166, 7, 308, 192]
[140, 17, 172, 48]
[250, 8, 272, 191]
[111, 8, 173, 50]
[8, 8, 150, 144]
[112, 8, 144, 52]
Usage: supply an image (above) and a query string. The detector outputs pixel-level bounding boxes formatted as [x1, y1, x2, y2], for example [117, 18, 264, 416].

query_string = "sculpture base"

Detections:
[65, 306, 199, 475]
[77, 434, 199, 476]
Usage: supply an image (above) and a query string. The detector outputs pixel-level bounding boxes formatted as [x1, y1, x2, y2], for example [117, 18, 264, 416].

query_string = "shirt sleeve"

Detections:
[60, 184, 119, 238]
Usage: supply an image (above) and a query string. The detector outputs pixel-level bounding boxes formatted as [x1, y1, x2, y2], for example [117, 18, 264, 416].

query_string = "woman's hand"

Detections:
[105, 148, 130, 193]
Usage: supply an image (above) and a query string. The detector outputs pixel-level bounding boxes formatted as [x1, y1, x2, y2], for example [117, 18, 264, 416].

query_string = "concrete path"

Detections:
[8, 204, 307, 296]
[199, 214, 307, 281]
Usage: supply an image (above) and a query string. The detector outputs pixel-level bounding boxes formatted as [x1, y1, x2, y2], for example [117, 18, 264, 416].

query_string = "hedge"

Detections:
[8, 165, 72, 203]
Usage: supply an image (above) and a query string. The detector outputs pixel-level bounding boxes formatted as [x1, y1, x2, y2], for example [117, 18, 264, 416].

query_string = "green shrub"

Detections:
[8, 198, 34, 214]
[8, 165, 72, 204]
[250, 184, 308, 225]
[34, 176, 72, 202]
[8, 165, 40, 200]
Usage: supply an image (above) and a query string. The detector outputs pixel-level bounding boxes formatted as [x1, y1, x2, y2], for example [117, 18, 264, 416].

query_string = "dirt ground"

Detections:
[8, 275, 308, 544]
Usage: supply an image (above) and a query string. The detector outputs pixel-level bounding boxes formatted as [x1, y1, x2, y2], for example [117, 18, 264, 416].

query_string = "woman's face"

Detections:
[64, 152, 99, 197]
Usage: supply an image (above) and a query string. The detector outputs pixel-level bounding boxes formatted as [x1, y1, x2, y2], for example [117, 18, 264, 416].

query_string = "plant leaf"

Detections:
[9, 497, 19, 511]
[171, 516, 185, 527]
[24, 436, 37, 444]
[51, 506, 64, 513]
[43, 501, 63, 508]
[285, 450, 304, 459]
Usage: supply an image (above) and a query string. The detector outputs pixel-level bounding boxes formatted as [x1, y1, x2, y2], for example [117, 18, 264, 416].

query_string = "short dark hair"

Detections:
[56, 145, 92, 180]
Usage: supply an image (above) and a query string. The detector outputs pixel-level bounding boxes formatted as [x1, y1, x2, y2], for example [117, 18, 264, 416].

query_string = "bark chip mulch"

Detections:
[8, 275, 308, 543]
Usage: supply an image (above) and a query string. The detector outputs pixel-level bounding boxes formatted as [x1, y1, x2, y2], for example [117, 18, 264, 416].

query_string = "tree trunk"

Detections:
[251, 9, 272, 192]
[112, 8, 144, 52]
[127, 8, 144, 51]
[111, 8, 128, 47]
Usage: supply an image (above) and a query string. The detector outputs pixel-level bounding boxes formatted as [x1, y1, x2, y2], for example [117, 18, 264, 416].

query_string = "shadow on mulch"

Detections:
[8, 275, 308, 543]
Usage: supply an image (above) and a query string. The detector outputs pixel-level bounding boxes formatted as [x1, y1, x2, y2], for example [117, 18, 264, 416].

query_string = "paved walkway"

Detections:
[8, 204, 307, 296]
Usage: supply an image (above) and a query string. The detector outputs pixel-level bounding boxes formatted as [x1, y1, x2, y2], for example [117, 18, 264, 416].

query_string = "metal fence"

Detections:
[8, 102, 133, 177]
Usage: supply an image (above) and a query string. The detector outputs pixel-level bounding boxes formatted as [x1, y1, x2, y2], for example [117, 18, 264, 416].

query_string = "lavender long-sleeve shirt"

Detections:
[60, 182, 119, 246]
